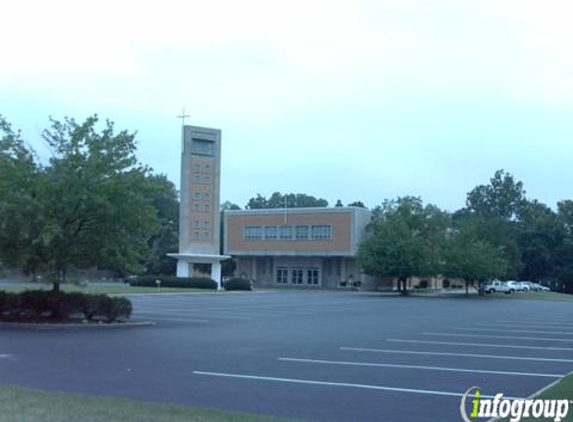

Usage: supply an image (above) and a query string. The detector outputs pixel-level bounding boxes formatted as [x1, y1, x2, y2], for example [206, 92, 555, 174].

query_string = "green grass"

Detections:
[0, 383, 304, 422]
[499, 373, 573, 422]
[0, 284, 216, 295]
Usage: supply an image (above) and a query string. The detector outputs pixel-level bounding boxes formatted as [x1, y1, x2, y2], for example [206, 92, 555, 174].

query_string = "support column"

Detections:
[211, 261, 222, 290]
[177, 261, 191, 277]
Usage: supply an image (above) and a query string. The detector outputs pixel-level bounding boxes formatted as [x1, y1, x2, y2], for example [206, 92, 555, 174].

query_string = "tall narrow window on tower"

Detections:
[190, 138, 215, 156]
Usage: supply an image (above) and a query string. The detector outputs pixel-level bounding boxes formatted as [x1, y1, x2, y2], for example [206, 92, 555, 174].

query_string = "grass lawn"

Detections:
[0, 383, 303, 422]
[499, 373, 573, 422]
[0, 284, 216, 295]
[412, 290, 573, 302]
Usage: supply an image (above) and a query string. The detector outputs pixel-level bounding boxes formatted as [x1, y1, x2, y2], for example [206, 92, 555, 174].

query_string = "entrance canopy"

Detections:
[167, 253, 230, 289]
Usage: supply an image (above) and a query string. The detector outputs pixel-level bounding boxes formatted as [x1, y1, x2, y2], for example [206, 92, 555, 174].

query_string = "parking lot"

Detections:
[1, 291, 572, 422]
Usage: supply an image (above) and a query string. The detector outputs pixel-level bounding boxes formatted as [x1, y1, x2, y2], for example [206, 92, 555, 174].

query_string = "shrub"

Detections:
[129, 276, 217, 289]
[223, 278, 253, 291]
[0, 290, 133, 323]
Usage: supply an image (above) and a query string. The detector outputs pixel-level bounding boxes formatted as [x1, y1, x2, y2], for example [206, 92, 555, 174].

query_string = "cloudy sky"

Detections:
[2, 0, 572, 211]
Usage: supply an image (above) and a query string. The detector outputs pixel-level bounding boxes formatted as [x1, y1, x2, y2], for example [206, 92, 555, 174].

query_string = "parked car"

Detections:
[516, 282, 531, 291]
[484, 280, 515, 294]
[525, 282, 542, 291]
[538, 285, 551, 291]
[506, 281, 523, 292]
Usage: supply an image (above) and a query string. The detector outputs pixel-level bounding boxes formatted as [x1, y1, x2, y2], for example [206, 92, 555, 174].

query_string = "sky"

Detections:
[2, 0, 572, 211]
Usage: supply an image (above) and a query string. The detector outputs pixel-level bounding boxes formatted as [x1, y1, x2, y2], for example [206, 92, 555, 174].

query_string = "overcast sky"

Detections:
[2, 0, 572, 211]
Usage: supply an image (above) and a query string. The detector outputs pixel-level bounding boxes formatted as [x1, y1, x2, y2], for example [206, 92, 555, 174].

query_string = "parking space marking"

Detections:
[134, 315, 210, 323]
[475, 322, 573, 329]
[278, 357, 562, 378]
[134, 310, 252, 321]
[339, 347, 573, 363]
[454, 327, 573, 335]
[0, 354, 10, 359]
[387, 339, 573, 351]
[193, 370, 510, 398]
[424, 332, 573, 342]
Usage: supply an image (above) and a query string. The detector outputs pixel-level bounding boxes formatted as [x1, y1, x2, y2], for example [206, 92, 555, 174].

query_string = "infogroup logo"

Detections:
[460, 386, 571, 422]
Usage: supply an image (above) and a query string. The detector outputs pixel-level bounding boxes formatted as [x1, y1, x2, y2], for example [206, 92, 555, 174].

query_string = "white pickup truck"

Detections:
[484, 280, 516, 294]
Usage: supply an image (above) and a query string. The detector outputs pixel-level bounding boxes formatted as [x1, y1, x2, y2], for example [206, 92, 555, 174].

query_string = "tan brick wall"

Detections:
[227, 211, 352, 254]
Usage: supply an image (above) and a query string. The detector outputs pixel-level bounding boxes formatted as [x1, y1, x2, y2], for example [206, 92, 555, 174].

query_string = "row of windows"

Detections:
[276, 267, 320, 285]
[193, 191, 211, 201]
[193, 173, 212, 184]
[243, 225, 332, 241]
[192, 202, 211, 212]
[190, 229, 211, 240]
[192, 220, 211, 229]
[193, 163, 212, 173]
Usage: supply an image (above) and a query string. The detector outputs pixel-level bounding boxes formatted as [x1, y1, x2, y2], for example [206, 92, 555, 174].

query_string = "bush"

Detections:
[129, 276, 217, 289]
[223, 278, 253, 291]
[0, 290, 132, 323]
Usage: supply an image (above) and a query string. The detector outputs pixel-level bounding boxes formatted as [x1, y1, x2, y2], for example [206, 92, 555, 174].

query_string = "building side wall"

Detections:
[226, 211, 353, 255]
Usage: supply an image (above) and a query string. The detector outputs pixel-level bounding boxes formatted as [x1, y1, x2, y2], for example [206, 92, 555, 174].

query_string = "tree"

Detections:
[0, 116, 41, 275]
[348, 201, 366, 208]
[246, 192, 328, 209]
[357, 197, 449, 295]
[460, 170, 527, 279]
[554, 200, 573, 293]
[335, 199, 343, 207]
[0, 115, 162, 290]
[142, 174, 179, 275]
[442, 221, 507, 296]
[466, 169, 526, 220]
[516, 200, 562, 282]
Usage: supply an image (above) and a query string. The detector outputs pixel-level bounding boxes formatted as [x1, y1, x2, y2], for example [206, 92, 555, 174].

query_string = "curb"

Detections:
[485, 370, 573, 422]
[0, 321, 156, 330]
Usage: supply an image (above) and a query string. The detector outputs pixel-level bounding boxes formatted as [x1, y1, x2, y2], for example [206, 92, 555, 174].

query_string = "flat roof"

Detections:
[225, 206, 371, 216]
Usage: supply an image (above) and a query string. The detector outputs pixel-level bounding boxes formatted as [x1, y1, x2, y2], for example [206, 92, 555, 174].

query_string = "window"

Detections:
[203, 220, 210, 229]
[192, 202, 201, 211]
[307, 267, 319, 285]
[203, 203, 210, 212]
[204, 164, 211, 173]
[264, 226, 277, 240]
[191, 230, 200, 240]
[311, 225, 332, 240]
[193, 191, 201, 200]
[190, 138, 215, 156]
[276, 267, 288, 284]
[194, 164, 202, 172]
[202, 230, 210, 240]
[193, 174, 201, 184]
[204, 174, 212, 184]
[203, 192, 211, 201]
[279, 225, 293, 240]
[291, 268, 303, 284]
[192, 219, 201, 229]
[295, 225, 309, 240]
[244, 226, 263, 240]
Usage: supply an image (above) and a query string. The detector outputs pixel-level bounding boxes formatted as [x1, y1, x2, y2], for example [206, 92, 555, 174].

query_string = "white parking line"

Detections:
[387, 339, 573, 351]
[136, 316, 209, 323]
[278, 357, 562, 378]
[0, 354, 10, 359]
[454, 327, 573, 335]
[134, 311, 252, 321]
[475, 322, 573, 329]
[424, 332, 573, 342]
[339, 347, 573, 363]
[193, 370, 511, 398]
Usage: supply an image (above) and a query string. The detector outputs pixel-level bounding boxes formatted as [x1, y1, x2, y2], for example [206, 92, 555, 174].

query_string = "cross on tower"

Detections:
[177, 107, 190, 126]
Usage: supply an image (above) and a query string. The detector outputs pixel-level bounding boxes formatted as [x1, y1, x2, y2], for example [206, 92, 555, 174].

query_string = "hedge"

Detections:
[0, 290, 132, 323]
[223, 278, 253, 291]
[129, 276, 217, 289]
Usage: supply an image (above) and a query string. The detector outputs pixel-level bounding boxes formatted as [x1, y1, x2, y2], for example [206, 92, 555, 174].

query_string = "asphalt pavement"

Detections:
[1, 291, 572, 422]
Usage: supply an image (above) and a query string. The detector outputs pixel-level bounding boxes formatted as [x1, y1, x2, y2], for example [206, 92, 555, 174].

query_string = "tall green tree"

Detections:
[358, 197, 449, 295]
[0, 115, 163, 290]
[143, 174, 179, 275]
[246, 192, 328, 209]
[442, 221, 507, 296]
